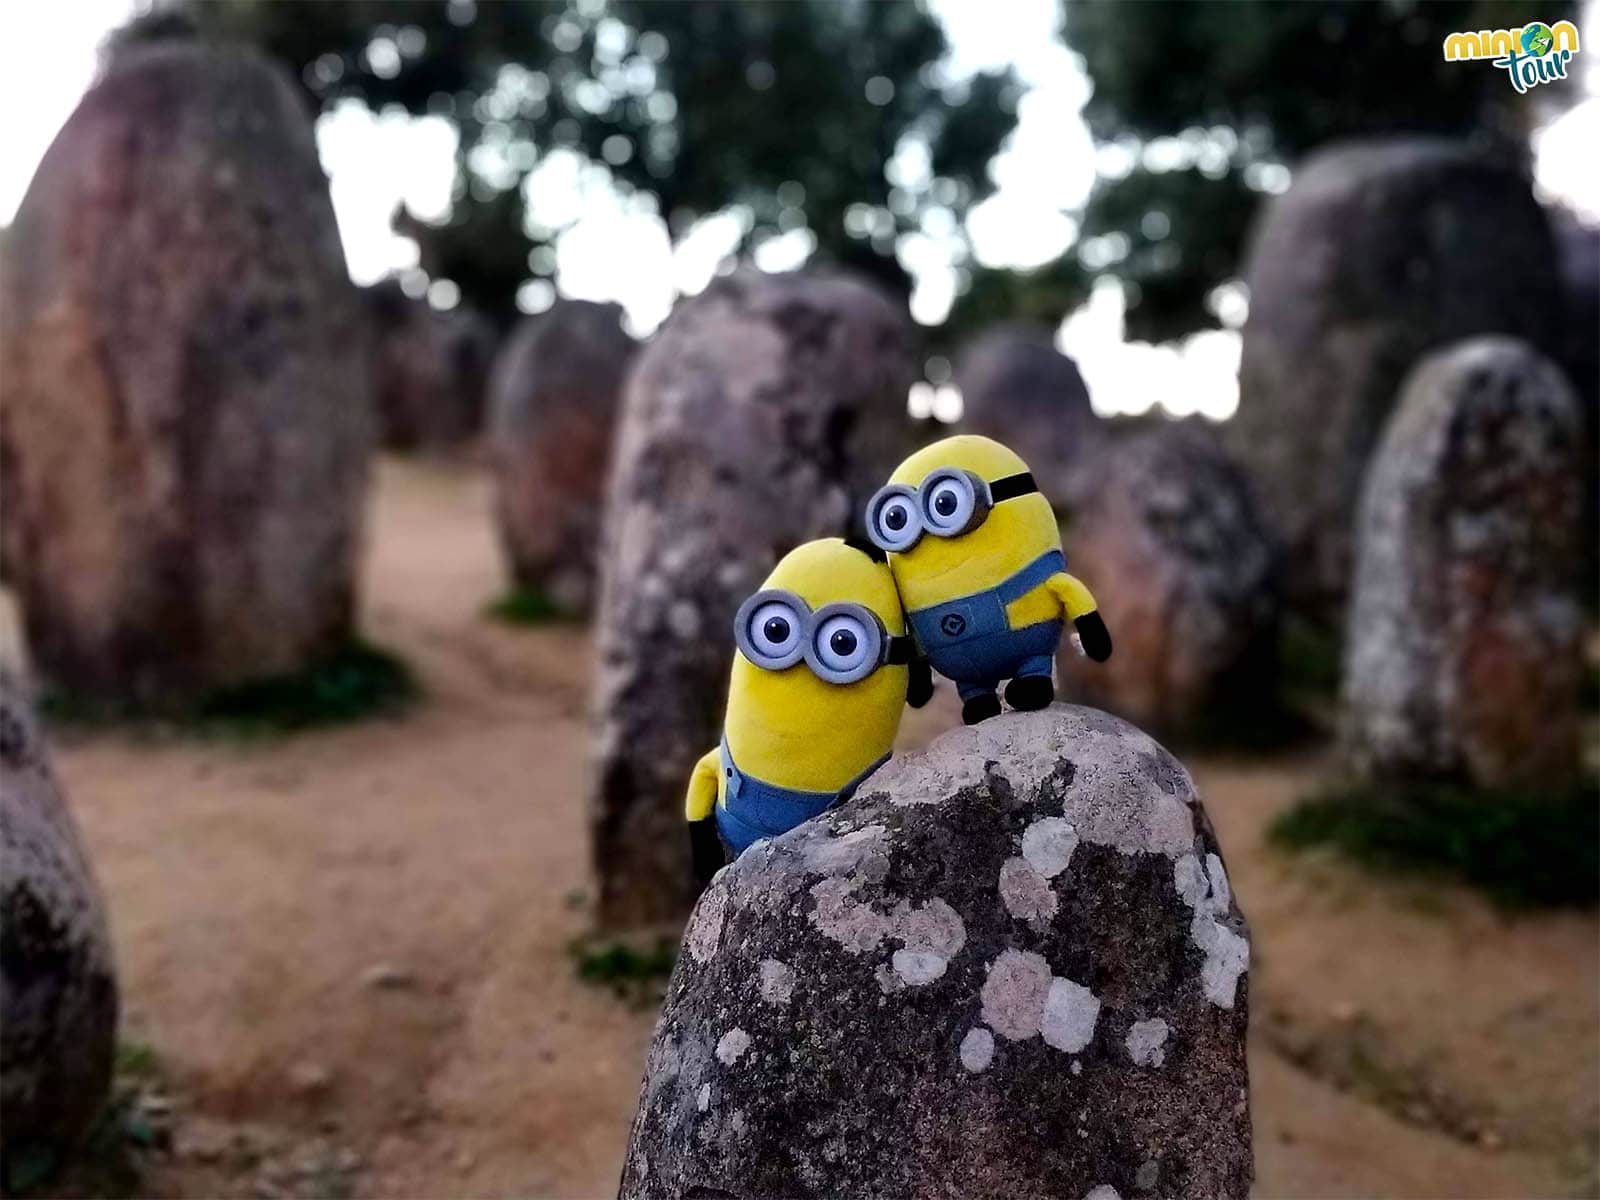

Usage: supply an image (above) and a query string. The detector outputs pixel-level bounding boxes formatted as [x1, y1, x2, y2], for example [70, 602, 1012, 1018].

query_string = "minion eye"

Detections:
[868, 485, 922, 552]
[923, 473, 976, 534]
[747, 601, 802, 662]
[808, 608, 882, 684]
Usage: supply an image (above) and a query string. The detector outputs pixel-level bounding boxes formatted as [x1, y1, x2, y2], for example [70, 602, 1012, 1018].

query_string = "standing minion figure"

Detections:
[866, 435, 1112, 725]
[685, 538, 932, 882]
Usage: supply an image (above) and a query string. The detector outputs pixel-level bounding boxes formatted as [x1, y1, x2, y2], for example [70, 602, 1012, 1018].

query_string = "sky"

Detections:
[3, 1, 1596, 424]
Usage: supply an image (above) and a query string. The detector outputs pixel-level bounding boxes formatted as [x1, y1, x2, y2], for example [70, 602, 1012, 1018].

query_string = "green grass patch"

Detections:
[40, 639, 416, 737]
[1279, 614, 1343, 702]
[570, 935, 677, 1007]
[1269, 774, 1599, 908]
[486, 586, 578, 626]
[113, 1040, 160, 1080]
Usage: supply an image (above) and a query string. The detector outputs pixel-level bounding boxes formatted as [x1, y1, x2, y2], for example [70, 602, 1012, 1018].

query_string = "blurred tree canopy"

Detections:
[1063, 0, 1578, 342]
[113, 0, 1023, 330]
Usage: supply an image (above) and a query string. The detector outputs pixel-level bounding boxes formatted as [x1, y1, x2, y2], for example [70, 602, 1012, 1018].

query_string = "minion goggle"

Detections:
[733, 589, 916, 685]
[865, 468, 1039, 553]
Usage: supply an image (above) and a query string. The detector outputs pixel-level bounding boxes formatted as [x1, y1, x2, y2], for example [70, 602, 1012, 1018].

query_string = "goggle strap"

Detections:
[987, 471, 1038, 504]
[885, 635, 917, 666]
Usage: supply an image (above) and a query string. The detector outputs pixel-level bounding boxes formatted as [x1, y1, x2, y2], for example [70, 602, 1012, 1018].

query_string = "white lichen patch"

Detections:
[959, 1026, 995, 1073]
[1084, 1188, 1121, 1200]
[666, 601, 701, 640]
[874, 962, 905, 994]
[715, 1029, 751, 1066]
[757, 959, 794, 1006]
[696, 1083, 711, 1112]
[801, 824, 889, 878]
[980, 949, 1052, 1040]
[685, 885, 728, 964]
[1173, 853, 1250, 1009]
[892, 896, 966, 959]
[999, 856, 1058, 926]
[1041, 977, 1100, 1053]
[808, 876, 894, 954]
[1126, 1017, 1170, 1067]
[1021, 817, 1079, 878]
[891, 948, 947, 985]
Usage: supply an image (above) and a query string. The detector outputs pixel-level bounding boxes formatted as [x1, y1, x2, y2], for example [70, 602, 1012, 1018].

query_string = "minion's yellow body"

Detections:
[685, 539, 916, 872]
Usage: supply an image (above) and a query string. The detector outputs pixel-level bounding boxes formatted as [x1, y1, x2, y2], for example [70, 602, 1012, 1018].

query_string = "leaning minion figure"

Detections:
[866, 434, 1111, 725]
[685, 537, 932, 882]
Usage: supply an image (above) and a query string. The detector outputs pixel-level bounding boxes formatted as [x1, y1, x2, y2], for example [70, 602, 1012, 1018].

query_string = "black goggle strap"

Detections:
[986, 471, 1038, 504]
[884, 634, 917, 666]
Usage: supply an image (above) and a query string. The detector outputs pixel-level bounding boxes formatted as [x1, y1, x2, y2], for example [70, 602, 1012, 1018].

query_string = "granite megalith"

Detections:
[366, 280, 497, 450]
[591, 268, 918, 927]
[1, 676, 119, 1166]
[1342, 337, 1584, 787]
[1231, 138, 1564, 615]
[0, 43, 372, 709]
[621, 705, 1252, 1199]
[489, 300, 636, 616]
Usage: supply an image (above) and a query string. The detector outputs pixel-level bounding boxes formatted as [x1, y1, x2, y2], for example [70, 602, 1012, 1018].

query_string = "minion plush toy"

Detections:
[866, 435, 1112, 725]
[685, 538, 932, 882]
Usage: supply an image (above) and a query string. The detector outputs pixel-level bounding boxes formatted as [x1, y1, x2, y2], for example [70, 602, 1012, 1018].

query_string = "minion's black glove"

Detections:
[690, 817, 726, 885]
[1074, 612, 1112, 663]
[907, 657, 934, 708]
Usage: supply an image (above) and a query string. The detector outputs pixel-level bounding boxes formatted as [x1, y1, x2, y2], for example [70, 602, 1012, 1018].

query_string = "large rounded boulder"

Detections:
[0, 43, 372, 709]
[621, 706, 1252, 1199]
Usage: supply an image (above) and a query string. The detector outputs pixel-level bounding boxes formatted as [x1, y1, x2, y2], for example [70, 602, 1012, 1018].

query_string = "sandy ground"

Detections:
[4, 455, 1596, 1199]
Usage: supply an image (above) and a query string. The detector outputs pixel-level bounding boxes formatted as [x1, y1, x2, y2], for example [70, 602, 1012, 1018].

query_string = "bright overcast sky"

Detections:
[3, 1, 1596, 424]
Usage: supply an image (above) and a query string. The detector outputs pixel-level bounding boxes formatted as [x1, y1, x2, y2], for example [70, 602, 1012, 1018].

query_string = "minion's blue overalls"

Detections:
[905, 549, 1065, 703]
[714, 738, 890, 855]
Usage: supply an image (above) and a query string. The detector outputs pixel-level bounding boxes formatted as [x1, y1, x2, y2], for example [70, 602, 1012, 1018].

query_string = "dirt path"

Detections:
[5, 456, 1594, 1198]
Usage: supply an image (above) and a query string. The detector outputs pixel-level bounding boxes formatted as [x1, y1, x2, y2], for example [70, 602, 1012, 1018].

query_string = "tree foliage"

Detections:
[115, 0, 1022, 329]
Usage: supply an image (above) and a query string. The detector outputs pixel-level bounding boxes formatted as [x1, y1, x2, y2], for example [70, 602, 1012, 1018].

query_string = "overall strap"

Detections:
[996, 549, 1066, 605]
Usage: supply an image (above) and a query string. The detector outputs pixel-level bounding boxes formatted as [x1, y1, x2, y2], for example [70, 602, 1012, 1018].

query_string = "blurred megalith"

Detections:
[0, 43, 372, 709]
[621, 706, 1252, 1200]
[1, 675, 119, 1165]
[1343, 337, 1583, 788]
[591, 268, 917, 927]
[489, 300, 636, 616]
[955, 322, 1105, 510]
[365, 280, 497, 451]
[1231, 138, 1564, 617]
[1058, 426, 1280, 740]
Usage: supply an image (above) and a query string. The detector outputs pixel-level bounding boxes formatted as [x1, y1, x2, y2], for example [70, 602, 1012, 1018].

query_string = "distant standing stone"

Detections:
[0, 44, 372, 709]
[1058, 426, 1280, 738]
[591, 269, 916, 927]
[366, 281, 497, 451]
[1, 675, 119, 1161]
[489, 301, 636, 617]
[621, 706, 1252, 1199]
[956, 324, 1104, 509]
[1231, 139, 1564, 615]
[1343, 337, 1583, 787]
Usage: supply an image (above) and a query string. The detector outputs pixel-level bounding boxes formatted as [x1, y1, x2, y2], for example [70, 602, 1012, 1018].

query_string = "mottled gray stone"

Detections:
[1, 676, 119, 1159]
[1058, 425, 1281, 739]
[1342, 337, 1583, 787]
[489, 300, 636, 616]
[366, 280, 496, 450]
[621, 705, 1252, 1198]
[590, 268, 917, 926]
[0, 44, 372, 709]
[1231, 138, 1564, 615]
[956, 324, 1104, 510]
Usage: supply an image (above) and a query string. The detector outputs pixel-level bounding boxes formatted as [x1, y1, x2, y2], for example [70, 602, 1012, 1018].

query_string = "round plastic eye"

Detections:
[746, 600, 802, 663]
[813, 613, 875, 679]
[868, 487, 922, 552]
[923, 472, 976, 534]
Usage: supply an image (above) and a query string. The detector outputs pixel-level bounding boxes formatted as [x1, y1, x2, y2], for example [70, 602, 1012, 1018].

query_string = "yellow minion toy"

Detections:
[685, 537, 931, 881]
[866, 434, 1112, 725]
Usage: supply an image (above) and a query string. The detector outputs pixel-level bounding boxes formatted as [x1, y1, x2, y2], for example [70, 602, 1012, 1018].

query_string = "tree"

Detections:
[1062, 0, 1578, 342]
[114, 0, 1022, 329]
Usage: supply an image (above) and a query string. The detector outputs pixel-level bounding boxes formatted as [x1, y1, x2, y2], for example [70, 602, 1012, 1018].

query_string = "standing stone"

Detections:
[591, 269, 917, 927]
[1058, 426, 1280, 739]
[1343, 337, 1583, 787]
[2, 676, 119, 1163]
[1231, 139, 1564, 615]
[621, 706, 1252, 1199]
[0, 44, 372, 709]
[366, 280, 497, 451]
[489, 301, 635, 616]
[956, 323, 1104, 510]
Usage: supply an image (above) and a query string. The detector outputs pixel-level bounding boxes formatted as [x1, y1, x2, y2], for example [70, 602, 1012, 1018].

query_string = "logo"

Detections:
[1443, 19, 1580, 92]
[939, 613, 967, 638]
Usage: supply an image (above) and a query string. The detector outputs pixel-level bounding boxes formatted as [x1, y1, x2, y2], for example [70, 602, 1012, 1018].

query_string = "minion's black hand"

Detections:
[1074, 611, 1112, 663]
[690, 817, 726, 885]
[907, 657, 934, 708]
